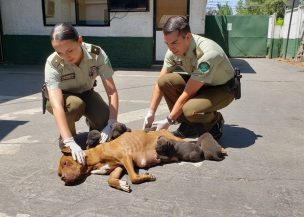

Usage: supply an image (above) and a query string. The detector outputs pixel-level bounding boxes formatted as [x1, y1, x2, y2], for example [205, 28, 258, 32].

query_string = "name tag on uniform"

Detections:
[61, 73, 75, 81]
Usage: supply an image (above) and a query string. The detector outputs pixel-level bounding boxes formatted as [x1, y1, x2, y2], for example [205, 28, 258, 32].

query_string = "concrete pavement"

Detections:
[0, 58, 303, 217]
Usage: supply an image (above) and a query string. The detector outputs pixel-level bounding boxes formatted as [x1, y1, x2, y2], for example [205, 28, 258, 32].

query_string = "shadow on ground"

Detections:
[230, 58, 256, 73]
[220, 124, 262, 149]
[0, 65, 44, 104]
[0, 120, 28, 140]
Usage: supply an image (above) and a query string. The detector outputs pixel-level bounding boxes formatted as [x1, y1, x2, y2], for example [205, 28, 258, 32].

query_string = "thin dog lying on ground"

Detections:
[58, 123, 227, 192]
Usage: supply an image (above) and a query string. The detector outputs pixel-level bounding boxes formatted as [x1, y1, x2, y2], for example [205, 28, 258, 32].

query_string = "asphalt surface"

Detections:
[0, 58, 303, 217]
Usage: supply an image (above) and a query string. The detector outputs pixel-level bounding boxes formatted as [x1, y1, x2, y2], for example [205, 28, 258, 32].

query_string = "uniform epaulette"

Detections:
[90, 45, 101, 55]
[51, 54, 63, 68]
[195, 47, 204, 58]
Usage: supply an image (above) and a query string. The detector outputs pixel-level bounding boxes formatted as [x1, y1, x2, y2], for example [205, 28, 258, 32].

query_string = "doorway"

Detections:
[153, 0, 189, 63]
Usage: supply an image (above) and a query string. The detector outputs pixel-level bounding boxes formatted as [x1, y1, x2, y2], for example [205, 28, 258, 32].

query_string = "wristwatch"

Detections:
[166, 116, 176, 125]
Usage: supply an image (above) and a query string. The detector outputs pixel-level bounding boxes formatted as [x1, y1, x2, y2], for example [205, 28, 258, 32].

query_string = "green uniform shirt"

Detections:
[163, 34, 234, 85]
[45, 42, 114, 93]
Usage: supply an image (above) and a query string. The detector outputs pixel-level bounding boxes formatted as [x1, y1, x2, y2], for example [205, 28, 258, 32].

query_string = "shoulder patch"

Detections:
[198, 62, 210, 73]
[91, 45, 101, 55]
[51, 55, 62, 68]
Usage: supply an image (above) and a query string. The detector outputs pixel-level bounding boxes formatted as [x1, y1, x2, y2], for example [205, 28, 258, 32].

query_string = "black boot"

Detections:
[209, 114, 225, 140]
[172, 122, 200, 138]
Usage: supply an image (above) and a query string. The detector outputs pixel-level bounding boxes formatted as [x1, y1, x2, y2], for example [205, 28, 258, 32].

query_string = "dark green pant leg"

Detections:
[183, 85, 234, 130]
[46, 95, 86, 136]
[81, 90, 109, 131]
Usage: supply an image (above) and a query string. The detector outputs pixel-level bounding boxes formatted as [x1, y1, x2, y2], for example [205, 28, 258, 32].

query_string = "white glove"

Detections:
[100, 119, 116, 143]
[152, 118, 170, 131]
[142, 109, 155, 130]
[63, 137, 86, 165]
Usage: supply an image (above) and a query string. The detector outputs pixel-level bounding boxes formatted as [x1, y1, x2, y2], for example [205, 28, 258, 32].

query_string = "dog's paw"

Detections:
[144, 172, 156, 181]
[119, 180, 131, 193]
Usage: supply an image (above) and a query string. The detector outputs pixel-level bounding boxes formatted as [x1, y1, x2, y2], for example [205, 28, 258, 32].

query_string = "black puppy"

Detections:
[156, 136, 203, 162]
[156, 132, 227, 162]
[109, 122, 131, 140]
[196, 132, 227, 161]
[86, 122, 131, 149]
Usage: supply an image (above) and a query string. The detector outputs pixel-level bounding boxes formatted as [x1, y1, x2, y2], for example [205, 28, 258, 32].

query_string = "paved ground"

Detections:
[0, 58, 303, 217]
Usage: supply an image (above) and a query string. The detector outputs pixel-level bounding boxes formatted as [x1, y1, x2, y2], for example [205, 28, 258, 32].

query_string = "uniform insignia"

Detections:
[89, 66, 98, 78]
[60, 73, 75, 81]
[51, 55, 62, 68]
[198, 62, 210, 74]
[91, 45, 100, 55]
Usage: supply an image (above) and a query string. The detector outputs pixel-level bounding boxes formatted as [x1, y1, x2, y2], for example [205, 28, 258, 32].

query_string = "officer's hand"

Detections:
[142, 109, 155, 129]
[63, 137, 86, 165]
[100, 119, 116, 143]
[152, 118, 170, 131]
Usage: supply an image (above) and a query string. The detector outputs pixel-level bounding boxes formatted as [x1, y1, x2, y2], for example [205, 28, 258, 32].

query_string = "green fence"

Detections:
[205, 15, 269, 57]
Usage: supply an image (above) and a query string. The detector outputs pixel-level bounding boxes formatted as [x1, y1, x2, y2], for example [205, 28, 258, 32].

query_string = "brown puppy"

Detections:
[155, 132, 226, 162]
[155, 136, 203, 162]
[196, 132, 227, 161]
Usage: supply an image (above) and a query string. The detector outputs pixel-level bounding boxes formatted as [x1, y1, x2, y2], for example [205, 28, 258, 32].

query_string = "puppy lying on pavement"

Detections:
[58, 123, 227, 192]
[156, 132, 227, 162]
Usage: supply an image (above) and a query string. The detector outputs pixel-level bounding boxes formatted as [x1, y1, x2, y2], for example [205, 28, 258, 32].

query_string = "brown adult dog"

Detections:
[58, 130, 227, 192]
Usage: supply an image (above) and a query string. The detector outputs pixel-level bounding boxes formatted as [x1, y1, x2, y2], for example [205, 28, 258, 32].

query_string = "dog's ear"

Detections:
[61, 147, 72, 155]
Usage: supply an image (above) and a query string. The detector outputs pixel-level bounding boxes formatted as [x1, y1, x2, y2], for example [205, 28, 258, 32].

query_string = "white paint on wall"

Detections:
[0, 0, 153, 37]
[268, 14, 282, 39]
[189, 0, 206, 35]
[282, 5, 304, 39]
[155, 0, 207, 61]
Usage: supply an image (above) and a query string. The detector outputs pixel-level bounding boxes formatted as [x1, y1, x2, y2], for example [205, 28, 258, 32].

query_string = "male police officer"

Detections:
[143, 16, 235, 140]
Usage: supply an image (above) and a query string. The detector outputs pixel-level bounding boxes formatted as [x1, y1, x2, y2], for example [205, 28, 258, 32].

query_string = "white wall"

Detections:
[189, 0, 206, 34]
[0, 0, 206, 37]
[268, 14, 282, 39]
[282, 5, 304, 39]
[0, 0, 153, 37]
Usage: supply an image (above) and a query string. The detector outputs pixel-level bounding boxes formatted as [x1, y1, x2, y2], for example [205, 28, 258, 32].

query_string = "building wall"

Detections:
[267, 14, 283, 58]
[0, 0, 206, 67]
[280, 6, 304, 58]
[0, 0, 154, 67]
[0, 0, 153, 37]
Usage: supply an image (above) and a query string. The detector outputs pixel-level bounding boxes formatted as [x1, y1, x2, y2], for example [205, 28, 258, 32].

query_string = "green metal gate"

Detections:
[205, 15, 269, 57]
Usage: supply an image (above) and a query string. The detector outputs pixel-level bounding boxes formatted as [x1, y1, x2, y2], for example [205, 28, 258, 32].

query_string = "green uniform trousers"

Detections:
[46, 90, 109, 136]
[158, 73, 234, 131]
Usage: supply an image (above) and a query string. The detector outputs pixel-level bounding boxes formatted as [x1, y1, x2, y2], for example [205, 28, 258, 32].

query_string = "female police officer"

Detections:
[44, 23, 118, 165]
